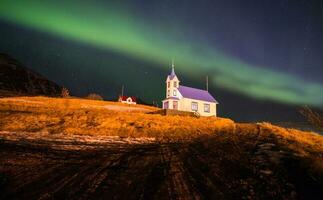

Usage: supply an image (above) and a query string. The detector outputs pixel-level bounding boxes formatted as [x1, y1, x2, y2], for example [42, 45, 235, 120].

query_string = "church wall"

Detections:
[179, 98, 217, 117]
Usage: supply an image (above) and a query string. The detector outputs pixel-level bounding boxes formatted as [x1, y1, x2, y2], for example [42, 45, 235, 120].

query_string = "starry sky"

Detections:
[0, 0, 322, 121]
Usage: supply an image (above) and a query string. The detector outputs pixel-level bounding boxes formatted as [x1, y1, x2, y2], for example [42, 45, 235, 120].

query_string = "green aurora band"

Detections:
[0, 0, 322, 107]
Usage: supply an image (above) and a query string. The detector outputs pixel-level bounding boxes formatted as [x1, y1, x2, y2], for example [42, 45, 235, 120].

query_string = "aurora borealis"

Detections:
[0, 0, 322, 120]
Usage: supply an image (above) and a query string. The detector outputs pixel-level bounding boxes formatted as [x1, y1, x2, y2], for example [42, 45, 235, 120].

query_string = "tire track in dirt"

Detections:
[1, 162, 67, 199]
[0, 140, 149, 199]
[180, 144, 226, 199]
[160, 144, 201, 200]
[3, 133, 320, 200]
[0, 139, 205, 200]
[76, 146, 155, 200]
[88, 145, 162, 200]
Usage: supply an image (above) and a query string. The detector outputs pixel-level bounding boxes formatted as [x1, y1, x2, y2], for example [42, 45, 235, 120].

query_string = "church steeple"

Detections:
[169, 59, 177, 79]
[171, 59, 175, 76]
[165, 59, 180, 98]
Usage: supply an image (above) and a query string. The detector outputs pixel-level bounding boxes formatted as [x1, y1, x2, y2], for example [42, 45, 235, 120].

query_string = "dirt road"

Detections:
[0, 132, 322, 200]
[0, 137, 197, 200]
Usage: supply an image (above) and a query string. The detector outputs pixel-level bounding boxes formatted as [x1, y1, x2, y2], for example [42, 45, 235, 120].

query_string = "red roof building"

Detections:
[118, 95, 137, 105]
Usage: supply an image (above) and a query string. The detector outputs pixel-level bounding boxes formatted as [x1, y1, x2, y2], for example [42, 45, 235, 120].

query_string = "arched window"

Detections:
[173, 90, 177, 96]
[174, 81, 177, 87]
[167, 82, 170, 88]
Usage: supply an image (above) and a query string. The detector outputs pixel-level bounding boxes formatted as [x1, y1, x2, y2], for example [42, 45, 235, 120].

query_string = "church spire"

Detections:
[171, 59, 175, 76]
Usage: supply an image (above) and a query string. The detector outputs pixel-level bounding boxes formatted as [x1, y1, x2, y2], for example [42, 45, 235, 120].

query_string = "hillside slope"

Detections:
[0, 53, 61, 97]
[0, 96, 322, 199]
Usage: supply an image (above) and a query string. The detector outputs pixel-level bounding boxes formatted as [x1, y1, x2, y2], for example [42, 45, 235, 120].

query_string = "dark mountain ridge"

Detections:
[0, 53, 62, 97]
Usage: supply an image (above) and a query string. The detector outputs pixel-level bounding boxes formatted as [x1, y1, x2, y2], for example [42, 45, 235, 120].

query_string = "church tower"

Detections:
[162, 61, 218, 116]
[165, 60, 180, 98]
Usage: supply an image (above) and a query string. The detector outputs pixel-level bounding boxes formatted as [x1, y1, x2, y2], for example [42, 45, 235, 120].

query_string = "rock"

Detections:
[260, 169, 273, 175]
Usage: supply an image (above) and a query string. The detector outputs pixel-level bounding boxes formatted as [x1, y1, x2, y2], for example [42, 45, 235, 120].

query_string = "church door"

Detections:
[164, 101, 169, 109]
[173, 101, 178, 110]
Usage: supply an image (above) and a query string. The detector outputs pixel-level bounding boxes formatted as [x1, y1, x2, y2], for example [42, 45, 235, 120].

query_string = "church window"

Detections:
[204, 104, 210, 113]
[174, 81, 177, 87]
[191, 102, 198, 111]
[173, 89, 177, 96]
[167, 82, 170, 88]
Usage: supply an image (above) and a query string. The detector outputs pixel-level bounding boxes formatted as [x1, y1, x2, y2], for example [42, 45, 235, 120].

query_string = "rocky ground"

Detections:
[0, 130, 322, 200]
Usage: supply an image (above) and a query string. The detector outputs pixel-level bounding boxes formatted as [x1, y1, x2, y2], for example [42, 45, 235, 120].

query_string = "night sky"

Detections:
[0, 0, 322, 121]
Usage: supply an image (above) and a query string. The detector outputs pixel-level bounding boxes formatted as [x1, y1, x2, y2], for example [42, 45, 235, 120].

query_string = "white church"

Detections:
[162, 63, 218, 117]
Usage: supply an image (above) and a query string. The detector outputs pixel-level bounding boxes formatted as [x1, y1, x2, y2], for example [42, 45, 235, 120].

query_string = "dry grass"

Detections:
[300, 106, 323, 131]
[0, 96, 233, 141]
[0, 96, 322, 146]
[259, 122, 323, 154]
[0, 96, 157, 111]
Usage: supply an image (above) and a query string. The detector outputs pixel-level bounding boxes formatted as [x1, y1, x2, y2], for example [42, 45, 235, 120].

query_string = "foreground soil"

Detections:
[0, 97, 322, 199]
[0, 131, 322, 200]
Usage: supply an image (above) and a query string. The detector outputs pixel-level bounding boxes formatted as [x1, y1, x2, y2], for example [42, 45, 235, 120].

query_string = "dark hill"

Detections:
[0, 53, 61, 97]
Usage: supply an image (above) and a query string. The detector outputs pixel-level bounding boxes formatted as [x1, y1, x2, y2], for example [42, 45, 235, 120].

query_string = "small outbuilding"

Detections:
[118, 96, 137, 105]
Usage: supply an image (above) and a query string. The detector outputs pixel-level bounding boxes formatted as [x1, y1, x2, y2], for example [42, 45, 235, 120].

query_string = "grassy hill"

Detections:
[0, 96, 322, 199]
